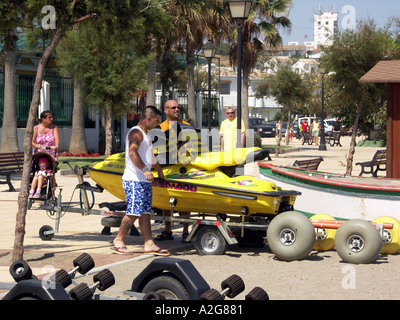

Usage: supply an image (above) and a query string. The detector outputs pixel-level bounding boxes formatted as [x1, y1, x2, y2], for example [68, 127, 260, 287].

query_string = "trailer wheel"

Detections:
[39, 225, 54, 241]
[9, 260, 33, 282]
[267, 211, 315, 261]
[73, 253, 95, 275]
[372, 216, 400, 254]
[200, 288, 224, 300]
[93, 269, 115, 291]
[245, 287, 269, 300]
[221, 274, 245, 298]
[194, 226, 227, 255]
[310, 214, 336, 251]
[142, 272, 190, 300]
[335, 219, 382, 264]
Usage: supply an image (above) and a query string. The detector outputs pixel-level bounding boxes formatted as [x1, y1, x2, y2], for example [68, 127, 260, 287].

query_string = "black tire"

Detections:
[9, 260, 33, 282]
[39, 225, 54, 241]
[73, 253, 95, 274]
[221, 274, 245, 298]
[143, 292, 167, 300]
[142, 272, 190, 300]
[194, 226, 227, 255]
[101, 216, 122, 228]
[53, 269, 72, 288]
[93, 269, 115, 291]
[236, 230, 266, 248]
[335, 219, 382, 264]
[245, 287, 269, 300]
[266, 211, 315, 261]
[200, 288, 224, 300]
[69, 283, 92, 300]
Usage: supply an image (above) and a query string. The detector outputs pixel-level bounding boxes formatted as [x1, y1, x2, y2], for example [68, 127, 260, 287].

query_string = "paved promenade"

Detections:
[0, 135, 387, 296]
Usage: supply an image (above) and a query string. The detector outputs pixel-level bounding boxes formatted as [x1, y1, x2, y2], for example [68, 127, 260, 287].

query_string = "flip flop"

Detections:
[110, 246, 133, 255]
[144, 248, 171, 256]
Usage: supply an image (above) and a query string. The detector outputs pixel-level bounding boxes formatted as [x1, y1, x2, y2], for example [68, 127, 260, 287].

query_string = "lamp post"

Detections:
[319, 68, 327, 151]
[225, 0, 253, 148]
[203, 40, 216, 151]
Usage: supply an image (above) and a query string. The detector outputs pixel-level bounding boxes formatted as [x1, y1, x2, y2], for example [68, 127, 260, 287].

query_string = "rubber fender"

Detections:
[130, 257, 210, 300]
[2, 279, 70, 300]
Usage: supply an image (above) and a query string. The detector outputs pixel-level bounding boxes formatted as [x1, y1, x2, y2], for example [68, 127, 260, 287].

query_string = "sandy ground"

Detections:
[0, 135, 399, 303]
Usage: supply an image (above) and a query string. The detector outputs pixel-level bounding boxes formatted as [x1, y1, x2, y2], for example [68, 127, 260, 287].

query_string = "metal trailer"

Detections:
[34, 163, 395, 264]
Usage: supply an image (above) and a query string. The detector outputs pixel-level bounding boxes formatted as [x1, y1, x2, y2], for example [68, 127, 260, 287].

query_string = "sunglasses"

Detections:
[227, 112, 235, 115]
[167, 106, 179, 110]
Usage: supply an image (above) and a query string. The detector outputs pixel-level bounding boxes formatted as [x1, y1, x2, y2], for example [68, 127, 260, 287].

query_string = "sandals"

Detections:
[110, 246, 133, 255]
[154, 230, 174, 241]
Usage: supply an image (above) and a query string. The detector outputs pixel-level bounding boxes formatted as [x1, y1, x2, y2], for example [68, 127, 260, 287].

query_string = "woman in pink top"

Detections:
[32, 111, 60, 160]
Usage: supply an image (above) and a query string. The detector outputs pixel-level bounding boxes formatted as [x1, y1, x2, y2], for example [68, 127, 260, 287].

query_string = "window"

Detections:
[220, 82, 231, 95]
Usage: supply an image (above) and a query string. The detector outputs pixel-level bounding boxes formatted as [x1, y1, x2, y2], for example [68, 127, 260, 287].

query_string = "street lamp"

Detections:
[225, 0, 253, 148]
[203, 39, 216, 151]
[319, 68, 327, 151]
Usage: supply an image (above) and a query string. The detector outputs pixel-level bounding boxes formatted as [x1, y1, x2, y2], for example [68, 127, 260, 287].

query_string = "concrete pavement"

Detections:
[0, 135, 384, 289]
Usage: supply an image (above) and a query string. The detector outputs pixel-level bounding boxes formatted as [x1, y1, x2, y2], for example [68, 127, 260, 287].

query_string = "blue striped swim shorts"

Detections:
[122, 180, 152, 216]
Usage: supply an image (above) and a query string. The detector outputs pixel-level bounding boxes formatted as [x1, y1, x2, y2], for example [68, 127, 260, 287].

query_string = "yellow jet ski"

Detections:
[87, 148, 300, 217]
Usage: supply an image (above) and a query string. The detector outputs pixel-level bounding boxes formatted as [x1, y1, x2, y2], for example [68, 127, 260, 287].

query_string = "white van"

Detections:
[324, 118, 337, 133]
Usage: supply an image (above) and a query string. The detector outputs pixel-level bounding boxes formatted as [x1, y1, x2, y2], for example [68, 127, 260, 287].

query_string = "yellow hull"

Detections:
[88, 150, 298, 216]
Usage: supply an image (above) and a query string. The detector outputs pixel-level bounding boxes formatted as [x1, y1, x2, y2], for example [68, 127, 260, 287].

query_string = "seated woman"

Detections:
[29, 156, 52, 198]
[32, 111, 59, 160]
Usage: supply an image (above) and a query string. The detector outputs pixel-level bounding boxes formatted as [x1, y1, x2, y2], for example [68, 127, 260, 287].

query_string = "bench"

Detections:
[292, 157, 324, 170]
[327, 131, 342, 147]
[356, 149, 386, 177]
[302, 132, 313, 145]
[0, 152, 24, 191]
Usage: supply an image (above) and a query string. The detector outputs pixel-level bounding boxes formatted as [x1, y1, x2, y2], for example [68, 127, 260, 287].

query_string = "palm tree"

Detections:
[164, 0, 210, 127]
[0, 1, 26, 152]
[229, 0, 292, 130]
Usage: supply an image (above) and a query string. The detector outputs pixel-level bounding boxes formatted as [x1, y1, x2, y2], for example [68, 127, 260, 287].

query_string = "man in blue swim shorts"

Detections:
[111, 106, 170, 256]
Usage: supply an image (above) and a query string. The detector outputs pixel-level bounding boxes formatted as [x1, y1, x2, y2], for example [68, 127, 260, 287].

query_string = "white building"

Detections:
[314, 10, 338, 49]
[219, 66, 281, 122]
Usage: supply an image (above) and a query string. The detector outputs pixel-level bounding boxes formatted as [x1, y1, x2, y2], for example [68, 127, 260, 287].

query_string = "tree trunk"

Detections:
[69, 79, 88, 154]
[346, 100, 364, 175]
[11, 8, 98, 261]
[104, 104, 113, 158]
[285, 110, 291, 145]
[13, 23, 69, 261]
[186, 50, 197, 128]
[146, 57, 157, 107]
[275, 118, 283, 158]
[0, 29, 19, 152]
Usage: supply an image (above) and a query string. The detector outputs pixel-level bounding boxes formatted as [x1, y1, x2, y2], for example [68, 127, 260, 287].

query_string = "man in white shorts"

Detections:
[111, 106, 170, 256]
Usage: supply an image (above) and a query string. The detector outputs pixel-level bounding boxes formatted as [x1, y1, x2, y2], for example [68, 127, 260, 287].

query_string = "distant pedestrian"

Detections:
[300, 119, 309, 143]
[219, 107, 245, 151]
[312, 118, 321, 146]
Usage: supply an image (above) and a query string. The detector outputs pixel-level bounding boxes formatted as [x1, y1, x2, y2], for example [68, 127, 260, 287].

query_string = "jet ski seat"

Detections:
[99, 201, 127, 212]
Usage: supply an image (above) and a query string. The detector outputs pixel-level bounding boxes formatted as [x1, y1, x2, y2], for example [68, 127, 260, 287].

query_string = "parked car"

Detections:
[249, 117, 276, 137]
[323, 118, 337, 133]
